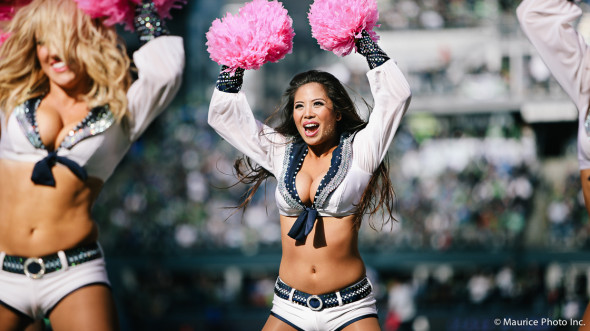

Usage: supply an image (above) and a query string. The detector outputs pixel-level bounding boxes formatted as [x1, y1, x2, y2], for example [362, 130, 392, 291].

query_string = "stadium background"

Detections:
[88, 0, 590, 330]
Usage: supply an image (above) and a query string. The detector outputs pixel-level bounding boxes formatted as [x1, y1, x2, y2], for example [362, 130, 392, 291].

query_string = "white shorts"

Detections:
[0, 248, 111, 320]
[270, 278, 379, 331]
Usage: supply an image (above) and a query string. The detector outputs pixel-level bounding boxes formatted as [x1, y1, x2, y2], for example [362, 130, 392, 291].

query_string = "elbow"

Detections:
[404, 92, 412, 111]
[402, 88, 412, 104]
[515, 3, 527, 24]
[397, 82, 412, 105]
[151, 60, 185, 99]
[160, 58, 185, 89]
[207, 110, 217, 130]
[515, 0, 540, 29]
[137, 37, 185, 86]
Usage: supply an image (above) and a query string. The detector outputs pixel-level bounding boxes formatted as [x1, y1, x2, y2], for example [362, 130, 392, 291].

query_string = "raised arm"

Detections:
[208, 68, 287, 177]
[352, 31, 412, 173]
[517, 0, 590, 107]
[126, 1, 185, 141]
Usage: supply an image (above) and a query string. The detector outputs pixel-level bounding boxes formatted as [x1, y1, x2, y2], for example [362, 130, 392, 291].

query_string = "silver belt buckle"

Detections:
[23, 257, 46, 279]
[306, 295, 323, 311]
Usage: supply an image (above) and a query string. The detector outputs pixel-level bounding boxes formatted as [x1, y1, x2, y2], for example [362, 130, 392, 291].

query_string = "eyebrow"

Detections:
[294, 98, 326, 104]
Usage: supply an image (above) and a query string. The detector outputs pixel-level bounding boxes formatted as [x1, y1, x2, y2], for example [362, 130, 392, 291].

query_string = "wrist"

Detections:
[135, 1, 169, 44]
[216, 66, 244, 93]
[355, 30, 389, 70]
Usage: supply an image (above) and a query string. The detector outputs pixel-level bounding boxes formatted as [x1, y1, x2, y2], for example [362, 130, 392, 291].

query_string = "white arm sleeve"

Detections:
[208, 89, 287, 177]
[517, 0, 590, 169]
[352, 60, 412, 173]
[127, 36, 185, 141]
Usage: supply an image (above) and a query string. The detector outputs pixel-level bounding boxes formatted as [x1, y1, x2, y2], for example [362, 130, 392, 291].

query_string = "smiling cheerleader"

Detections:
[207, 0, 411, 329]
[0, 0, 184, 329]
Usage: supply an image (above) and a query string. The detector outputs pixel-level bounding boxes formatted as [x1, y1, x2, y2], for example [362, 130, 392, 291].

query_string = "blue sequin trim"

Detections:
[60, 105, 114, 149]
[278, 140, 306, 211]
[14, 98, 44, 149]
[278, 132, 355, 211]
[315, 132, 355, 207]
[13, 97, 114, 151]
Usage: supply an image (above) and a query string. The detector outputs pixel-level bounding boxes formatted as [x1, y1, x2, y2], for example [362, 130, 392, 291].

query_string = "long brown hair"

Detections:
[234, 69, 396, 230]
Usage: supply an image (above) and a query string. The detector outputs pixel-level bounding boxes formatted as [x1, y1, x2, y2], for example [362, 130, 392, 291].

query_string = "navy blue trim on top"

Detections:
[282, 132, 354, 241]
[13, 97, 114, 186]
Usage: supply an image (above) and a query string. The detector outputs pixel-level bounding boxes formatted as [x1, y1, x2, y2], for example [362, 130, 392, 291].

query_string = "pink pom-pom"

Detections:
[206, 0, 295, 72]
[0, 31, 10, 48]
[0, 6, 15, 21]
[73, 0, 134, 27]
[308, 0, 379, 57]
[74, 0, 186, 30]
[0, 0, 32, 21]
[153, 0, 186, 19]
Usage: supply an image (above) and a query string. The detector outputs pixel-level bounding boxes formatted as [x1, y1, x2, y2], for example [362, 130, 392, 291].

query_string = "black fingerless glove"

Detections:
[216, 66, 244, 93]
[355, 30, 390, 70]
[134, 0, 170, 45]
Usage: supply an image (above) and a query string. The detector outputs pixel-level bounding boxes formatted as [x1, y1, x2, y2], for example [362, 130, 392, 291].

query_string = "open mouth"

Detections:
[303, 123, 319, 137]
[50, 60, 67, 73]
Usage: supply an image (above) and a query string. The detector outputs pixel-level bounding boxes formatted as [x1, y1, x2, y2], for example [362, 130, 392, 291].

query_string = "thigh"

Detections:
[580, 302, 590, 331]
[48, 284, 119, 331]
[262, 314, 300, 331]
[0, 305, 42, 331]
[341, 316, 381, 331]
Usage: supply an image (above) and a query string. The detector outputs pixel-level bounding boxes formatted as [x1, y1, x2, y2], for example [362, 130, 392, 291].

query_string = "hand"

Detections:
[355, 30, 390, 69]
[216, 66, 244, 93]
[134, 0, 170, 44]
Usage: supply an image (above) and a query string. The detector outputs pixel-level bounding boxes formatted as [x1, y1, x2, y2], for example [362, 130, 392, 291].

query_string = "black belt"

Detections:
[2, 242, 102, 279]
[274, 276, 372, 311]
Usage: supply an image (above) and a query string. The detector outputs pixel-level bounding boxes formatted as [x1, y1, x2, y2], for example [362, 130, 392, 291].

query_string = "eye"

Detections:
[294, 103, 303, 109]
[314, 101, 324, 107]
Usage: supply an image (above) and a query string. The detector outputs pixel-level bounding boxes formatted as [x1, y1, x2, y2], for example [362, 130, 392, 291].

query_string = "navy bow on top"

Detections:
[282, 133, 352, 242]
[287, 207, 319, 241]
[31, 150, 88, 187]
[14, 97, 114, 187]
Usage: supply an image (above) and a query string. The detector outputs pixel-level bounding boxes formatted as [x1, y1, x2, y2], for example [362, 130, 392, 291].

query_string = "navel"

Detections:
[311, 265, 317, 274]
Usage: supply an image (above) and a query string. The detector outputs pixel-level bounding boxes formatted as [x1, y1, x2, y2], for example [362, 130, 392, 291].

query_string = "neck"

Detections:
[306, 136, 340, 159]
[47, 81, 90, 107]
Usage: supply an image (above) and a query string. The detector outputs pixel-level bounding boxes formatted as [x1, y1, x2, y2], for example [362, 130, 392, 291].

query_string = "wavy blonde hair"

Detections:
[0, 0, 131, 121]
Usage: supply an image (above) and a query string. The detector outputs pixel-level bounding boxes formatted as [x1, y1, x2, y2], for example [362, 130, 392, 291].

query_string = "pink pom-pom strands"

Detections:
[152, 0, 186, 20]
[308, 0, 379, 57]
[0, 32, 10, 48]
[73, 0, 185, 29]
[73, 0, 134, 27]
[0, 0, 32, 48]
[206, 0, 295, 73]
[0, 0, 31, 21]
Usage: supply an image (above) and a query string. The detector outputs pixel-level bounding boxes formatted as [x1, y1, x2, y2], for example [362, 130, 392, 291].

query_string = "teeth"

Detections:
[304, 124, 318, 128]
[52, 62, 65, 69]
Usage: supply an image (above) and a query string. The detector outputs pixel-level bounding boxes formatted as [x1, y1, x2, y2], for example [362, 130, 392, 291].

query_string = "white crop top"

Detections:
[208, 59, 411, 218]
[518, 0, 590, 170]
[0, 36, 185, 183]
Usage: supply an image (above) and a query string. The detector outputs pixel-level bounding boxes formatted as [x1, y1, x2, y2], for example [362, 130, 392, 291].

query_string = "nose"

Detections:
[302, 104, 314, 118]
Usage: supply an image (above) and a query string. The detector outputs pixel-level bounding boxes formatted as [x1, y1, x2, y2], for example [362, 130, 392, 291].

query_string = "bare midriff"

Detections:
[0, 159, 102, 257]
[278, 214, 366, 295]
